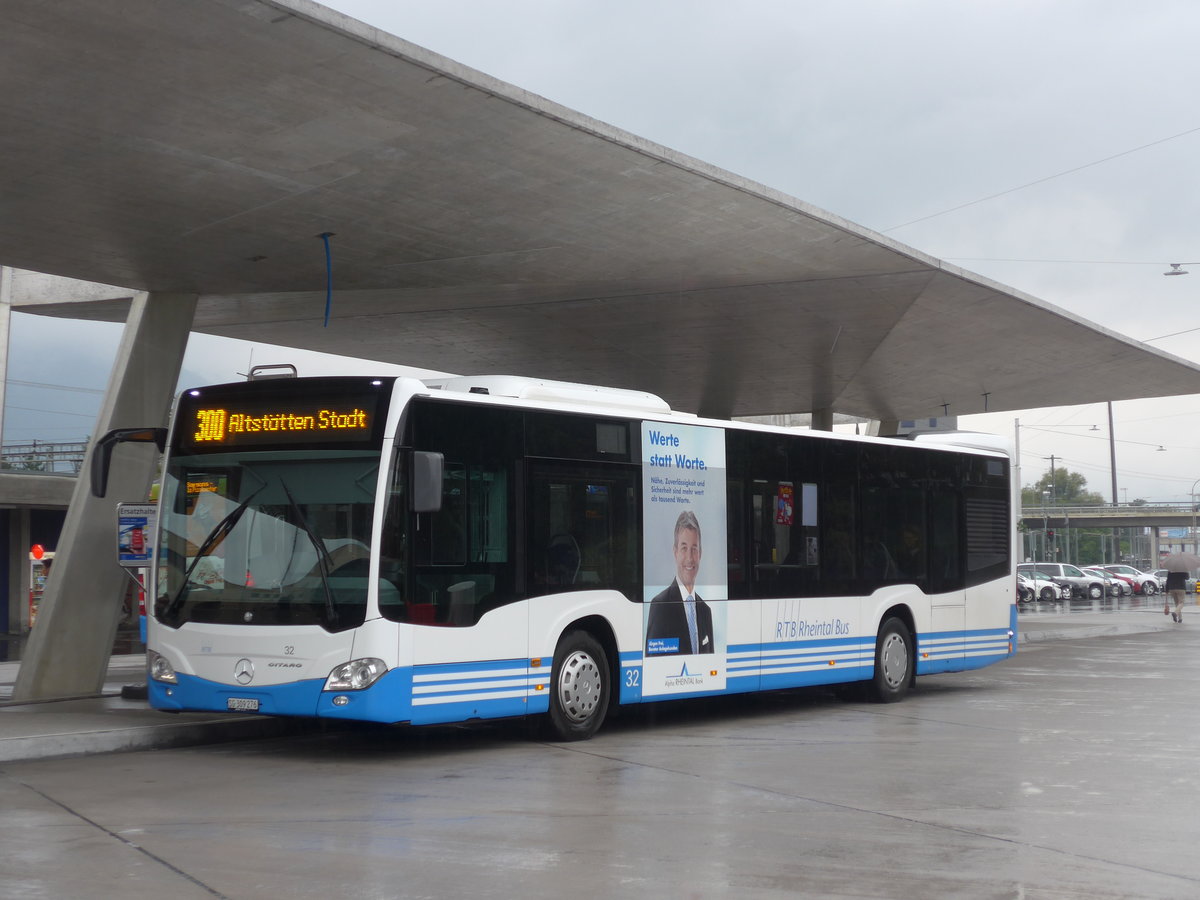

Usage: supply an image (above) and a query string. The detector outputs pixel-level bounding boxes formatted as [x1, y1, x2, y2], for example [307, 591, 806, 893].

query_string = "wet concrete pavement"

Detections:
[0, 599, 1183, 764]
[2, 601, 1198, 898]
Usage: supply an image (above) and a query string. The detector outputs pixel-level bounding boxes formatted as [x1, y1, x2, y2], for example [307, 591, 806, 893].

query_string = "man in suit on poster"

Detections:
[646, 510, 714, 655]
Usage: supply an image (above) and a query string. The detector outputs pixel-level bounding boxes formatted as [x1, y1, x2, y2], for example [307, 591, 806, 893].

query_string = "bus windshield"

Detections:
[156, 449, 384, 631]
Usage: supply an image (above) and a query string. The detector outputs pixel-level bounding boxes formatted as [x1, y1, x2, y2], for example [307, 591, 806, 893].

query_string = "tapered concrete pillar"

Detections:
[6, 509, 31, 634]
[0, 266, 12, 441]
[810, 408, 834, 432]
[12, 292, 196, 701]
[2, 270, 17, 634]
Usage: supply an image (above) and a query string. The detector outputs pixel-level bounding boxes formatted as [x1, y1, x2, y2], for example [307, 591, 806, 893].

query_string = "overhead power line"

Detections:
[7, 379, 105, 395]
[884, 124, 1200, 233]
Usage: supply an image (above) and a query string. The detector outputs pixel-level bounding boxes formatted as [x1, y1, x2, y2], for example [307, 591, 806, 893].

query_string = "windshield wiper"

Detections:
[280, 479, 339, 630]
[162, 486, 264, 625]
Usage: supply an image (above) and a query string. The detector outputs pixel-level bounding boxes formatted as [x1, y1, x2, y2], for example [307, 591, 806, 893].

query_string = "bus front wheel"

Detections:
[545, 630, 610, 741]
[870, 617, 913, 703]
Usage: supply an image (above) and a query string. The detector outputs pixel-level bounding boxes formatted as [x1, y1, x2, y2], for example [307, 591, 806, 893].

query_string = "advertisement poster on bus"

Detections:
[641, 421, 727, 696]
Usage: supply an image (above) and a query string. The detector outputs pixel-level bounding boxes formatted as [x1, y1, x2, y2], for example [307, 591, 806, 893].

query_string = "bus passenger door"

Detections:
[926, 492, 965, 671]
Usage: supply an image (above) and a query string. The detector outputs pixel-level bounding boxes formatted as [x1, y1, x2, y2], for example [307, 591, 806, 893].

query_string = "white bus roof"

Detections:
[415, 375, 1008, 458]
[422, 375, 674, 415]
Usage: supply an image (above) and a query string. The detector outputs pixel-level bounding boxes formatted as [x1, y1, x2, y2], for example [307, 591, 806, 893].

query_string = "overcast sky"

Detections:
[8, 0, 1200, 503]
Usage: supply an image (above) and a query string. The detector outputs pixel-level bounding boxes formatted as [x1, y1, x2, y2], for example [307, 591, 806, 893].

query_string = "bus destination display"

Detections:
[175, 382, 386, 452]
[193, 406, 369, 442]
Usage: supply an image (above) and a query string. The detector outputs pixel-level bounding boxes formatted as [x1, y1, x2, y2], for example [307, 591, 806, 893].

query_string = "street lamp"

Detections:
[1164, 262, 1199, 275]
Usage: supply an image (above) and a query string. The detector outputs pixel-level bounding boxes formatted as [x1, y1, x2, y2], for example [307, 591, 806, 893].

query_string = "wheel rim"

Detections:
[879, 631, 908, 689]
[556, 649, 603, 724]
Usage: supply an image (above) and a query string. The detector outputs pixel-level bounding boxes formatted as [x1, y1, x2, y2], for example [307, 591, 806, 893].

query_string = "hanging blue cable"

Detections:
[319, 232, 334, 327]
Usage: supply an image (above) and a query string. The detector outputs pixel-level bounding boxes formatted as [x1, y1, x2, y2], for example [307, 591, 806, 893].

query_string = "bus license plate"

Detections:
[227, 697, 259, 712]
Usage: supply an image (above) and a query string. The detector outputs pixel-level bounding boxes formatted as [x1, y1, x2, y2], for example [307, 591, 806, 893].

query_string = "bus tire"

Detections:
[870, 617, 913, 703]
[545, 630, 610, 741]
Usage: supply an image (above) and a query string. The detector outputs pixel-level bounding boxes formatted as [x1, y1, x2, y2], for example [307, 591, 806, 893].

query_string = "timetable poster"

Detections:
[641, 422, 727, 696]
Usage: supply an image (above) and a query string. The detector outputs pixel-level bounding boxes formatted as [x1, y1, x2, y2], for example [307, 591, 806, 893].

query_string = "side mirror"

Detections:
[411, 450, 444, 513]
[91, 428, 167, 498]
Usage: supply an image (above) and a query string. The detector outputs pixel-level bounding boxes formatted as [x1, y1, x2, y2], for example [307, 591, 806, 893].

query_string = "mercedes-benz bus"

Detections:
[92, 373, 1016, 741]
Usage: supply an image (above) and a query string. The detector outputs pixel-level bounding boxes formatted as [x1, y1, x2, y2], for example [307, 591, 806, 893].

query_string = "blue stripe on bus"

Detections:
[412, 657, 532, 675]
[153, 614, 1019, 725]
[150, 658, 551, 726]
[409, 657, 549, 723]
[914, 624, 1014, 674]
[321, 664, 551, 724]
[758, 663, 873, 691]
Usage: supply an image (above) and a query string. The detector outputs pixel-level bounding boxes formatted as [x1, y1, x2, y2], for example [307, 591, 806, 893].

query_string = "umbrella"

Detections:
[1162, 551, 1200, 573]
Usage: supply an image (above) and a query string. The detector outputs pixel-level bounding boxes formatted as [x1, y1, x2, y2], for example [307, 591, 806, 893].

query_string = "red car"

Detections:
[1102, 565, 1160, 595]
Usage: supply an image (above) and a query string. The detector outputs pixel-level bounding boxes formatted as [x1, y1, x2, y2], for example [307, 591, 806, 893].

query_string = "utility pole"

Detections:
[1044, 455, 1057, 504]
[1044, 456, 1058, 560]
[1108, 402, 1119, 569]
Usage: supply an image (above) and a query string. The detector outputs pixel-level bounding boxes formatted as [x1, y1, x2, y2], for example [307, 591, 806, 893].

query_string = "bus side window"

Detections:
[741, 433, 822, 598]
[860, 444, 927, 588]
[527, 462, 639, 599]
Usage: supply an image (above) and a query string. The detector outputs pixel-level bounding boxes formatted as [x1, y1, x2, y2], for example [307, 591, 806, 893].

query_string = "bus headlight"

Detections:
[148, 650, 178, 684]
[324, 658, 387, 691]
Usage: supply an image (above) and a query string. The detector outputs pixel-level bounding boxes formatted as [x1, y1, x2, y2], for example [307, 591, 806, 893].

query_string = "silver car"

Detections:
[1101, 565, 1160, 595]
[1021, 570, 1071, 602]
[1082, 567, 1124, 597]
[1018, 563, 1106, 600]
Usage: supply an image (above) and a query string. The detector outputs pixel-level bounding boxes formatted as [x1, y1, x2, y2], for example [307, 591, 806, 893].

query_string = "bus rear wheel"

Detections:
[545, 630, 610, 741]
[870, 617, 913, 703]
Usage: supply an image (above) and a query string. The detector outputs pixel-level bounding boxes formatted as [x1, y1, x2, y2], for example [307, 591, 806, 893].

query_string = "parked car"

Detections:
[1021, 569, 1072, 602]
[1018, 562, 1107, 599]
[1102, 570, 1136, 595]
[1016, 573, 1036, 603]
[1081, 567, 1123, 597]
[1101, 565, 1160, 595]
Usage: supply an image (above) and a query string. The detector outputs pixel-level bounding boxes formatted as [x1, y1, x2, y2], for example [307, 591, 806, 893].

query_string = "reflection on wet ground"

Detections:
[1018, 593, 1180, 615]
[2, 594, 1193, 660]
[0, 627, 144, 663]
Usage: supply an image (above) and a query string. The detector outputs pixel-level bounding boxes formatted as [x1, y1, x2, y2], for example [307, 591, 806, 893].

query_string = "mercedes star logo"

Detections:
[234, 658, 254, 685]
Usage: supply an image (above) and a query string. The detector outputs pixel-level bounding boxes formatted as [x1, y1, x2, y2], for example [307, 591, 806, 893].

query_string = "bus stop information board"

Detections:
[117, 502, 156, 567]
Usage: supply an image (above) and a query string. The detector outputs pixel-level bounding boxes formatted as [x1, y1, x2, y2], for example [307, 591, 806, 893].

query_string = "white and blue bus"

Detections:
[92, 373, 1016, 741]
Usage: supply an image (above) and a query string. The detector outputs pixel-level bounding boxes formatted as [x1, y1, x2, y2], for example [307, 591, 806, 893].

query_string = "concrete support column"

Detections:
[810, 408, 834, 432]
[0, 266, 12, 443]
[12, 292, 196, 701]
[6, 509, 31, 634]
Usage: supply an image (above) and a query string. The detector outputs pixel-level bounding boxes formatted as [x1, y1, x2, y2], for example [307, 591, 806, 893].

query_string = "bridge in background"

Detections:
[1, 441, 87, 476]
[1019, 504, 1199, 531]
[1019, 503, 1199, 567]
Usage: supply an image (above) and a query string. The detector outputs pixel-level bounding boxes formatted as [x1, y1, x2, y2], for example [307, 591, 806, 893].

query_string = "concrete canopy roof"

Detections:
[4, 0, 1199, 420]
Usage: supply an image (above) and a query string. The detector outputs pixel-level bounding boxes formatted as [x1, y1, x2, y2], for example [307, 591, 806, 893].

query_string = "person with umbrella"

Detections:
[1162, 552, 1200, 623]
